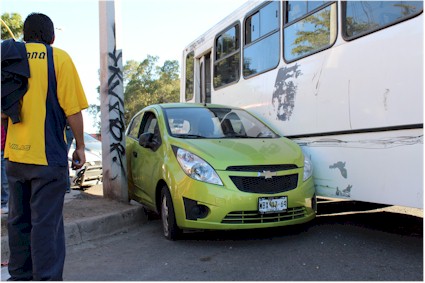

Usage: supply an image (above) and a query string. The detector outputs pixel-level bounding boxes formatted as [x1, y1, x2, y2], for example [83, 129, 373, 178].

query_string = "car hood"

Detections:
[85, 150, 101, 163]
[172, 138, 303, 170]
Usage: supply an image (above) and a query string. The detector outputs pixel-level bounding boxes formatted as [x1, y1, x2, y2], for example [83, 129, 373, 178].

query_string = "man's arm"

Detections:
[1, 113, 8, 128]
[67, 111, 86, 169]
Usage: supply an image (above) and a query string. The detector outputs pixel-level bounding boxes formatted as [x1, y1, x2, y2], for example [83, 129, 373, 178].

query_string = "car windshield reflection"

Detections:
[165, 107, 279, 139]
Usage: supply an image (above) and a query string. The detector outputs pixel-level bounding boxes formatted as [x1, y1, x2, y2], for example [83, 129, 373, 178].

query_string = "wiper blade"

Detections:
[174, 134, 205, 139]
[223, 134, 251, 138]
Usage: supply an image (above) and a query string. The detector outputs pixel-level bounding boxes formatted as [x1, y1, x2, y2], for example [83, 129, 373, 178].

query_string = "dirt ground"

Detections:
[1, 184, 136, 237]
[63, 184, 133, 221]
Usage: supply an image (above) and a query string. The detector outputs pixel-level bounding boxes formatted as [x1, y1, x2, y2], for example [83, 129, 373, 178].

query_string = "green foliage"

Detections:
[123, 55, 180, 127]
[87, 104, 101, 132]
[88, 55, 180, 133]
[1, 13, 23, 40]
[184, 52, 194, 101]
[291, 9, 331, 56]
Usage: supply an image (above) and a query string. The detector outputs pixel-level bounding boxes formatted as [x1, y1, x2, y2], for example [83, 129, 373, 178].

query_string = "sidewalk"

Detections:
[1, 184, 148, 277]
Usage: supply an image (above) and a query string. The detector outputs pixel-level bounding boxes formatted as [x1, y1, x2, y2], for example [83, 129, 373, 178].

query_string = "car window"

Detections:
[220, 112, 245, 135]
[143, 115, 157, 135]
[164, 107, 279, 139]
[215, 109, 277, 138]
[128, 113, 143, 139]
[168, 119, 191, 135]
[140, 112, 162, 151]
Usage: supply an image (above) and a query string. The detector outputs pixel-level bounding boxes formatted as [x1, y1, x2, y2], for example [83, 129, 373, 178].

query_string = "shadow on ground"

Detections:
[149, 199, 423, 241]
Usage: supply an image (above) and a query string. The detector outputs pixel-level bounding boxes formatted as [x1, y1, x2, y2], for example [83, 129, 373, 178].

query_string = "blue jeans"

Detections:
[1, 150, 8, 207]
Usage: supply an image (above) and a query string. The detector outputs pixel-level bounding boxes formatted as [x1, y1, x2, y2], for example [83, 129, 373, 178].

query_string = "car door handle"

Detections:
[133, 151, 138, 158]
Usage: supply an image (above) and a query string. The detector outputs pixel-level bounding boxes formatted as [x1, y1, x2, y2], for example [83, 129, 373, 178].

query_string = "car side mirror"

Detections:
[139, 132, 154, 148]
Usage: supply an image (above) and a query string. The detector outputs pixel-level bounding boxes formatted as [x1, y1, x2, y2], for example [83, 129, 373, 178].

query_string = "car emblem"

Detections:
[258, 170, 277, 179]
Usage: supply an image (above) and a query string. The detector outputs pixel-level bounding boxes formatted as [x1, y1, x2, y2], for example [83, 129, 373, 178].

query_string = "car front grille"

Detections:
[229, 174, 298, 194]
[222, 207, 306, 224]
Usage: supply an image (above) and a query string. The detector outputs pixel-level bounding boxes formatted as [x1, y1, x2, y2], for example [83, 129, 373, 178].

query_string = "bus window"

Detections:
[284, 2, 337, 62]
[243, 1, 280, 78]
[213, 23, 240, 89]
[185, 51, 194, 101]
[343, 1, 423, 40]
[287, 1, 329, 23]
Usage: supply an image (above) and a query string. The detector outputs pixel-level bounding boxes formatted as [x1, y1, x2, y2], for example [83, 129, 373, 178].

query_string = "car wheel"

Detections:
[160, 186, 181, 241]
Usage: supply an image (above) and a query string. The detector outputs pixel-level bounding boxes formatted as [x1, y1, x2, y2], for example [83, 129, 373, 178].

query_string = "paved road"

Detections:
[60, 200, 422, 281]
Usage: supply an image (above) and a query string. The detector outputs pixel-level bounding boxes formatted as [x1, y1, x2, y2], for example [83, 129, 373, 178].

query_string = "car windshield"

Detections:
[165, 107, 279, 139]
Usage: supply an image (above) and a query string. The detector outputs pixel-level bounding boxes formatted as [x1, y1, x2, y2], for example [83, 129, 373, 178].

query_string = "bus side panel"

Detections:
[337, 16, 423, 130]
[296, 128, 423, 209]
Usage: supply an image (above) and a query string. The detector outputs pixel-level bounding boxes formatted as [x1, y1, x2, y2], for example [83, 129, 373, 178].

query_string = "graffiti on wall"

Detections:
[107, 23, 126, 180]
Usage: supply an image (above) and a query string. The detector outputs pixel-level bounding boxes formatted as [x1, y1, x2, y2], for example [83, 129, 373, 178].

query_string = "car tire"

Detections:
[160, 186, 181, 241]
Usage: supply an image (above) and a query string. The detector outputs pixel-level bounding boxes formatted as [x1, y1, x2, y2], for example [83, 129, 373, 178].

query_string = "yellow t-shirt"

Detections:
[5, 43, 88, 166]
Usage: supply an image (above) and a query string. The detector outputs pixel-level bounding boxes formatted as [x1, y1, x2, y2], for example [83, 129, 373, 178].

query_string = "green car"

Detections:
[126, 103, 316, 240]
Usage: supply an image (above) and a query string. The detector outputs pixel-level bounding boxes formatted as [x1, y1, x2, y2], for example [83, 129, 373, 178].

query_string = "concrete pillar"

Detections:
[99, 0, 128, 202]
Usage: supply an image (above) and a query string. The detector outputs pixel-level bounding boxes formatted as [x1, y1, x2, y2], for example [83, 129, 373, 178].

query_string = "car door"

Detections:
[126, 112, 144, 199]
[131, 111, 163, 209]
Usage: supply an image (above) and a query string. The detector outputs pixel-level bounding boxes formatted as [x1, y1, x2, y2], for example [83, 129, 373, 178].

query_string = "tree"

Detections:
[291, 9, 332, 57]
[1, 13, 23, 40]
[87, 102, 101, 133]
[123, 55, 180, 126]
[88, 55, 180, 133]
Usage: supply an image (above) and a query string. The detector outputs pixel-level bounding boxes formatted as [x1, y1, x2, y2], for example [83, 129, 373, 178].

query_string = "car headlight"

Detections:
[174, 148, 223, 186]
[303, 155, 313, 181]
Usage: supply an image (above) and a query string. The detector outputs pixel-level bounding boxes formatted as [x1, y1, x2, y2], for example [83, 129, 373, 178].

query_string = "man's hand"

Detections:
[67, 111, 86, 170]
[71, 147, 86, 170]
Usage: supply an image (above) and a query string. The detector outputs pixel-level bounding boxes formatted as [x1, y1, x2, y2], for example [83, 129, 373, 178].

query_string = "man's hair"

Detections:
[23, 13, 55, 44]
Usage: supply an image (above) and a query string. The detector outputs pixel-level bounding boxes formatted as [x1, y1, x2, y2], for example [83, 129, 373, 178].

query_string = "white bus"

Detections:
[180, 1, 423, 208]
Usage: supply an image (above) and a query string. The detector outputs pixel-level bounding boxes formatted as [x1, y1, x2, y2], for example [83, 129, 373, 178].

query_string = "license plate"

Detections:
[258, 196, 288, 214]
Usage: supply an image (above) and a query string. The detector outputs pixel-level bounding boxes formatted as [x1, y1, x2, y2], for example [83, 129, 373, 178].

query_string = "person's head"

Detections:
[23, 13, 55, 45]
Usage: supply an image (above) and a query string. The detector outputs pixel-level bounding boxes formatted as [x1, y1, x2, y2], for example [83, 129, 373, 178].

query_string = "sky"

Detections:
[1, 0, 248, 132]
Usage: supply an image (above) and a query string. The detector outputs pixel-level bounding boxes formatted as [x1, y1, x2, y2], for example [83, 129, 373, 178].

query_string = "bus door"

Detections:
[199, 52, 211, 104]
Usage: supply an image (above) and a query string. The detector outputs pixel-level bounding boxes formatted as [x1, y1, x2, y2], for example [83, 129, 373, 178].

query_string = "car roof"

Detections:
[158, 102, 242, 110]
[131, 103, 246, 122]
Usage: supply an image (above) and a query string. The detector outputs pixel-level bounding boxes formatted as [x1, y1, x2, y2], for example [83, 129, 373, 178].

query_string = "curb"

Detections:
[1, 205, 148, 261]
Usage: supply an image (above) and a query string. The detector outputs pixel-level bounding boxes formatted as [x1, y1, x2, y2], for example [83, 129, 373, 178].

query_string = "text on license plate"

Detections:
[258, 196, 288, 214]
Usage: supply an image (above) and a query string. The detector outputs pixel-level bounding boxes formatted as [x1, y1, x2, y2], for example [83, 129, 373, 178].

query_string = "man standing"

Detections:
[3, 13, 88, 280]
